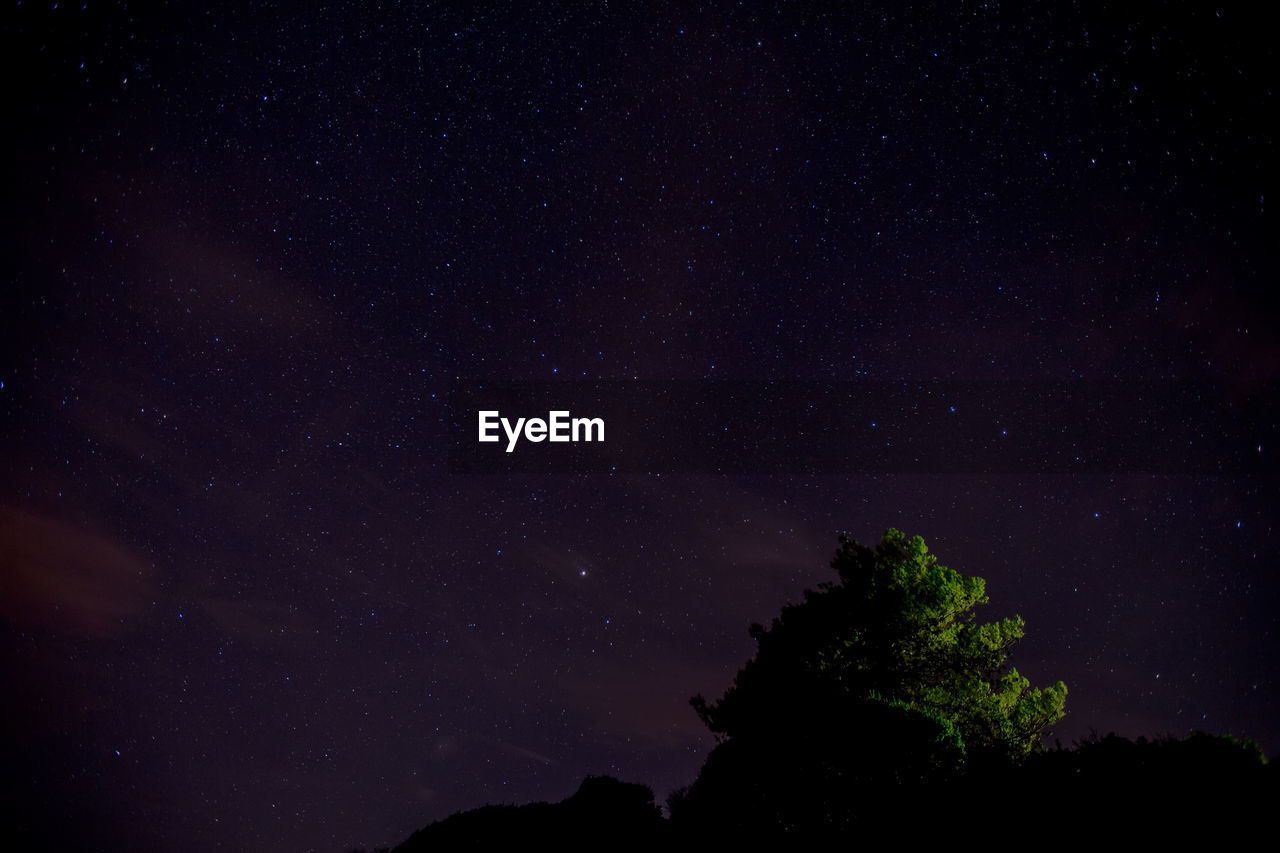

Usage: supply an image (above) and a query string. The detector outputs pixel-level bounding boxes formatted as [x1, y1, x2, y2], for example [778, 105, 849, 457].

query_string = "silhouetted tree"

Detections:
[680, 528, 1067, 837]
[381, 529, 1275, 847]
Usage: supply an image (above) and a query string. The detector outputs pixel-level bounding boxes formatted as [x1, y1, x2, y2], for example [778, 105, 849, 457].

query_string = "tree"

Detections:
[681, 529, 1067, 836]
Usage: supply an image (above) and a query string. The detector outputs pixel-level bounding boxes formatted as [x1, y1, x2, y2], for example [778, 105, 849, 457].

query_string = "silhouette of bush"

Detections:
[391, 776, 664, 851]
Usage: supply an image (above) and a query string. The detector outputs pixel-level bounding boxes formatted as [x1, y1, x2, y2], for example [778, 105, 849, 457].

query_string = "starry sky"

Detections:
[2, 2, 1277, 851]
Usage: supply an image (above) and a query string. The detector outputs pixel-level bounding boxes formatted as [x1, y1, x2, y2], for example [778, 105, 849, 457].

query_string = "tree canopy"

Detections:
[692, 528, 1067, 771]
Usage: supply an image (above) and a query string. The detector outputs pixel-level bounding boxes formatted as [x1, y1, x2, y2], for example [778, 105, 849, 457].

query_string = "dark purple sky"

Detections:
[3, 2, 1277, 851]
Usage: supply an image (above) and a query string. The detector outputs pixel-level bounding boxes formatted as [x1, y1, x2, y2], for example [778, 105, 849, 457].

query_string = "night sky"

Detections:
[3, 2, 1278, 851]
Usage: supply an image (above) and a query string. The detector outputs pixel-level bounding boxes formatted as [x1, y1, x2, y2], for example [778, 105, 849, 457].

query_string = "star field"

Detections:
[2, 3, 1277, 851]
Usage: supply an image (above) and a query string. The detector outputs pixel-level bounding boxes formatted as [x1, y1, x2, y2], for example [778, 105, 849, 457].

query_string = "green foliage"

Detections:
[693, 528, 1066, 766]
